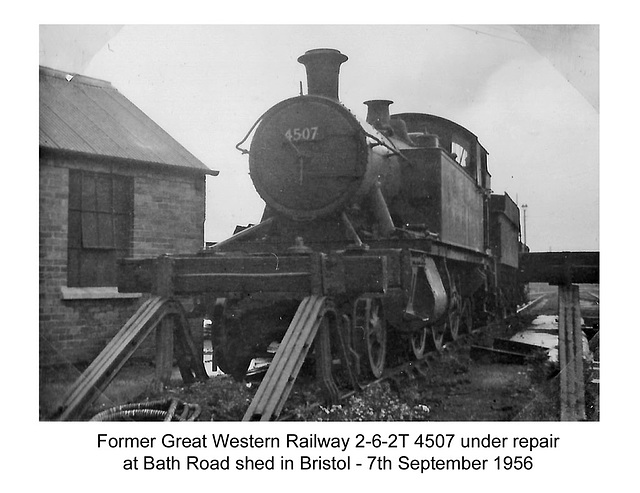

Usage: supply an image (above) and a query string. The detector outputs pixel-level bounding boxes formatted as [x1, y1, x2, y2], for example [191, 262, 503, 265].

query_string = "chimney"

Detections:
[298, 48, 348, 100]
[364, 99, 394, 129]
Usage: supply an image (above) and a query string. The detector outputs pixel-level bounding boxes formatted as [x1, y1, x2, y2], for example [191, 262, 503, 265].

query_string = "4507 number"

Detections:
[414, 434, 455, 448]
[285, 127, 319, 141]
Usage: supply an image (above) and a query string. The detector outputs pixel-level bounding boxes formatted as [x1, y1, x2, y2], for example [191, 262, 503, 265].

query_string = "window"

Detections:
[67, 169, 133, 287]
[451, 133, 471, 168]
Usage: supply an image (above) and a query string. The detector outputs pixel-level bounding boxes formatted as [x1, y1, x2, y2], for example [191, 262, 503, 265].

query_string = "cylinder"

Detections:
[298, 49, 348, 100]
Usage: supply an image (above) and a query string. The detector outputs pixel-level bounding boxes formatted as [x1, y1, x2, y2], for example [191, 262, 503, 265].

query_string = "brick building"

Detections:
[39, 66, 217, 367]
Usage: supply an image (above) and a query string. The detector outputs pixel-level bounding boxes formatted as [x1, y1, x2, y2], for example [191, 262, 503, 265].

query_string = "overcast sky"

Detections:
[39, 24, 599, 252]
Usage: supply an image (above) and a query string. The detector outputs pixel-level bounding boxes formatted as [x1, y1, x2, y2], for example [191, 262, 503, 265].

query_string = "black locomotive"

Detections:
[119, 48, 524, 419]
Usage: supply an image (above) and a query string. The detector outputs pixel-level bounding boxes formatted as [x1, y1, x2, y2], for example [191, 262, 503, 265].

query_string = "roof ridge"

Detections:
[39, 66, 114, 90]
[39, 65, 218, 175]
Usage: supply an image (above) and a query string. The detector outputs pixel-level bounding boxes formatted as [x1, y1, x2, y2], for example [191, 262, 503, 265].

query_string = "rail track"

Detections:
[516, 294, 547, 314]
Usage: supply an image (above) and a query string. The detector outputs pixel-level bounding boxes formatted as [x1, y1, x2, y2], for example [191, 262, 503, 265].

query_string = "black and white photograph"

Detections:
[38, 24, 599, 423]
[23, 10, 634, 490]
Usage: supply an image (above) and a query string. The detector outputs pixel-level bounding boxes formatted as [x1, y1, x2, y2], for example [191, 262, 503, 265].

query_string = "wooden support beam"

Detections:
[315, 312, 340, 405]
[243, 295, 329, 421]
[520, 251, 599, 284]
[173, 272, 312, 294]
[154, 317, 174, 391]
[154, 255, 175, 390]
[558, 284, 586, 421]
[54, 298, 206, 420]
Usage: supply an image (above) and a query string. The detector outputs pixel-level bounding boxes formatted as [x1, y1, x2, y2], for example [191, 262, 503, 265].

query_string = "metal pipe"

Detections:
[209, 217, 274, 251]
[341, 212, 364, 247]
[370, 182, 396, 237]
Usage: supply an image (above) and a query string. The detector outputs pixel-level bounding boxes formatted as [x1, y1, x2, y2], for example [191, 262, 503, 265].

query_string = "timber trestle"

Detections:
[54, 296, 207, 421]
[243, 295, 339, 421]
[520, 251, 599, 421]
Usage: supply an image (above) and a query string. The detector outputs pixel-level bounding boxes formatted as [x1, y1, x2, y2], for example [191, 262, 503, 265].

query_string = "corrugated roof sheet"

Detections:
[39, 66, 217, 175]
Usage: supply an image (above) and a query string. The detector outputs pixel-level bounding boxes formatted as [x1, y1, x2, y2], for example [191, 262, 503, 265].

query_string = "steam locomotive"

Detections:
[120, 49, 524, 409]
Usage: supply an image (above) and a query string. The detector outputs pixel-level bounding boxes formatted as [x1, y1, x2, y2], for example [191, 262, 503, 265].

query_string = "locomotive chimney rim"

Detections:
[298, 48, 348, 101]
[364, 99, 394, 128]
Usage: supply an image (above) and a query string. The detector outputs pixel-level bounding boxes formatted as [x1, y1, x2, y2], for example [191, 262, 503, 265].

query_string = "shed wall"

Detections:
[39, 154, 206, 367]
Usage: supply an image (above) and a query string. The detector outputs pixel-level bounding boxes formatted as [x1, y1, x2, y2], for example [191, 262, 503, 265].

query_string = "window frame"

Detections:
[67, 169, 133, 288]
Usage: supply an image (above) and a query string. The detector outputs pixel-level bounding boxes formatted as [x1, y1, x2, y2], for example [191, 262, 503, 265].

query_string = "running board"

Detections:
[243, 295, 328, 421]
[54, 296, 207, 421]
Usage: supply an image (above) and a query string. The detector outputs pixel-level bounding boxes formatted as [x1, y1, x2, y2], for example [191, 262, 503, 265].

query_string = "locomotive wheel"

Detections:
[213, 317, 254, 382]
[410, 327, 428, 360]
[213, 301, 297, 381]
[428, 323, 446, 353]
[353, 297, 387, 378]
[459, 298, 474, 334]
[210, 303, 252, 380]
[215, 346, 253, 382]
[446, 288, 462, 341]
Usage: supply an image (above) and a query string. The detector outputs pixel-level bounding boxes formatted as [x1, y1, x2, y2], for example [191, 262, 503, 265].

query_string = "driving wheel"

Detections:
[446, 287, 462, 341]
[428, 322, 446, 352]
[353, 297, 387, 378]
[410, 327, 428, 359]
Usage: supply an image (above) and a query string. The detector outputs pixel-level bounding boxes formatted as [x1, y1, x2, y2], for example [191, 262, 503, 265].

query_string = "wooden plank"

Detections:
[55, 298, 204, 421]
[58, 297, 166, 409]
[249, 297, 319, 418]
[572, 286, 586, 419]
[56, 297, 170, 420]
[558, 287, 569, 420]
[173, 272, 312, 294]
[118, 257, 154, 292]
[243, 296, 326, 421]
[492, 337, 549, 356]
[520, 251, 599, 284]
[470, 345, 528, 364]
[155, 255, 175, 296]
[173, 253, 312, 275]
[154, 317, 174, 390]
[558, 284, 586, 421]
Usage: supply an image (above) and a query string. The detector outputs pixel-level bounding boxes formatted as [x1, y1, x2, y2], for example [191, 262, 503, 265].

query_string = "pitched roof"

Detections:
[39, 66, 218, 175]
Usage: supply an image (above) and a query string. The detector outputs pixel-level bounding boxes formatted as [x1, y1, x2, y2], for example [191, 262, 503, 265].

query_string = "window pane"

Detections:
[81, 211, 99, 248]
[78, 249, 98, 286]
[68, 210, 82, 248]
[95, 250, 116, 286]
[81, 174, 97, 212]
[79, 250, 116, 287]
[97, 212, 114, 247]
[96, 174, 112, 212]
